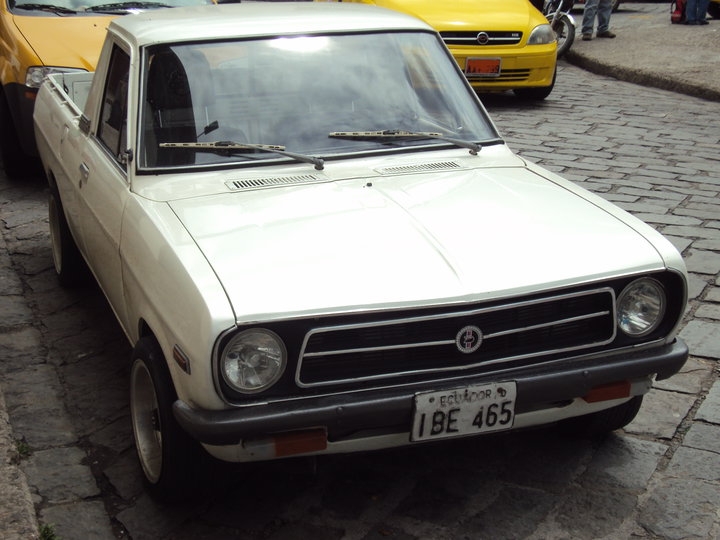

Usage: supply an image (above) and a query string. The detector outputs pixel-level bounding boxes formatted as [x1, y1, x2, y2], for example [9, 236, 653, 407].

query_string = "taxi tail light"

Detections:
[583, 381, 632, 403]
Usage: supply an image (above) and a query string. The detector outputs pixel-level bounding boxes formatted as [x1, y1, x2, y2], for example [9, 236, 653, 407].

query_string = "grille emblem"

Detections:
[476, 32, 490, 45]
[456, 325, 483, 354]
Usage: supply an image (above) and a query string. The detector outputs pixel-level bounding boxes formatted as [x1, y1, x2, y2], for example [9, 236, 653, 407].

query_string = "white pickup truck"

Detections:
[34, 2, 689, 502]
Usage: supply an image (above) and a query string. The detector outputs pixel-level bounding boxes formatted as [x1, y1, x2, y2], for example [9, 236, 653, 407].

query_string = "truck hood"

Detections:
[368, 0, 540, 31]
[166, 161, 669, 321]
[13, 16, 114, 69]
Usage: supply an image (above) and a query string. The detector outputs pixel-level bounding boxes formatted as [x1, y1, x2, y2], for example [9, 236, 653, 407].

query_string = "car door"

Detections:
[76, 43, 130, 326]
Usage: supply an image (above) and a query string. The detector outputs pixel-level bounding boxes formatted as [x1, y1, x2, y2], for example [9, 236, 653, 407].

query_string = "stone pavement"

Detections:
[1, 3, 719, 539]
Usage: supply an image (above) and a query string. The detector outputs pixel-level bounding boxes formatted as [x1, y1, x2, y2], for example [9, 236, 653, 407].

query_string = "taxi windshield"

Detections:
[139, 30, 501, 170]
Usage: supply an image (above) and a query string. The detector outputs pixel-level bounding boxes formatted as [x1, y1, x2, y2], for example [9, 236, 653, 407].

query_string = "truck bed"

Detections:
[43, 71, 95, 116]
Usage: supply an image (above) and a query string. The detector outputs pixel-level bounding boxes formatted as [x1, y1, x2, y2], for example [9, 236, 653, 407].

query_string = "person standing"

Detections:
[581, 0, 616, 41]
[685, 0, 710, 24]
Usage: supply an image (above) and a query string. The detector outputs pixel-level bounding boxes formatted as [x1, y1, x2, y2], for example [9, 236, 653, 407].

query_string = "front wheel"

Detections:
[552, 13, 575, 57]
[130, 337, 203, 502]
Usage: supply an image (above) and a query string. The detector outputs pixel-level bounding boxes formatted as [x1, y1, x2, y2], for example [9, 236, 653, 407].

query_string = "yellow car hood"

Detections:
[367, 0, 541, 30]
[13, 15, 115, 69]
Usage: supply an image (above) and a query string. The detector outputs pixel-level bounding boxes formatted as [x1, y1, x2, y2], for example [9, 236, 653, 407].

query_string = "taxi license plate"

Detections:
[411, 382, 516, 442]
[465, 57, 501, 77]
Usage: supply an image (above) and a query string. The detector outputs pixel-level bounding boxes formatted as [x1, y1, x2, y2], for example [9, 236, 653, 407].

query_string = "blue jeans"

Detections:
[685, 0, 710, 22]
[581, 0, 613, 34]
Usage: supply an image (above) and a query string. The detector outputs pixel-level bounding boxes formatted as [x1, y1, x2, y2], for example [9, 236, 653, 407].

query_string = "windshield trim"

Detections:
[135, 139, 507, 176]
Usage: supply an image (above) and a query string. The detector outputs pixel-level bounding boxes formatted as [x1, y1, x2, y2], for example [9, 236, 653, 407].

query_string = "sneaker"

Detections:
[597, 30, 616, 38]
[699, 19, 709, 24]
[582, 33, 592, 41]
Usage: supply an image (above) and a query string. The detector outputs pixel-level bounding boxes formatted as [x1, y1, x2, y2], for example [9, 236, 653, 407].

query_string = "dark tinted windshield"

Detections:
[139, 31, 500, 170]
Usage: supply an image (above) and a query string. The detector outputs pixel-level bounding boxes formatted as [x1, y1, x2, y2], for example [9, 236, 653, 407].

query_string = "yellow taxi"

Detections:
[320, 0, 558, 101]
[0, 0, 213, 178]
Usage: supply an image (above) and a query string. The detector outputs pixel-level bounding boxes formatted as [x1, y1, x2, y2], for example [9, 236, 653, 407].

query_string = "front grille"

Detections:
[296, 288, 616, 388]
[466, 69, 531, 82]
[441, 31, 523, 46]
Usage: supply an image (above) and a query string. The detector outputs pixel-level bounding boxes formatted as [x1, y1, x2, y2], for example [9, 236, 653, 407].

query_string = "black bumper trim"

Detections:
[173, 338, 688, 446]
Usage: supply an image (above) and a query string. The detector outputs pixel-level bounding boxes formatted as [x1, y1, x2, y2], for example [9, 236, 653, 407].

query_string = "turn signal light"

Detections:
[583, 381, 632, 403]
[274, 429, 328, 457]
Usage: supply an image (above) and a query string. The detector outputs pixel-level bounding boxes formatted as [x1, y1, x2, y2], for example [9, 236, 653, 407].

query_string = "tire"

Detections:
[564, 395, 643, 437]
[130, 337, 203, 502]
[48, 186, 89, 287]
[513, 67, 557, 101]
[0, 92, 30, 179]
[552, 13, 575, 57]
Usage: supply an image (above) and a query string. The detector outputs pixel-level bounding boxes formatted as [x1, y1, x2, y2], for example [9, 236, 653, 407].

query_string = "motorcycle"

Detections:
[543, 0, 576, 57]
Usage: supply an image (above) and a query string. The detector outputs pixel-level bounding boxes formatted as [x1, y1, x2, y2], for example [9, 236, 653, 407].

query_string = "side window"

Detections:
[97, 46, 130, 164]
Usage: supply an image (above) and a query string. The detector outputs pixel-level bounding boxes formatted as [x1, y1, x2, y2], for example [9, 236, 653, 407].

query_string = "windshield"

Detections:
[139, 31, 500, 170]
[11, 0, 211, 13]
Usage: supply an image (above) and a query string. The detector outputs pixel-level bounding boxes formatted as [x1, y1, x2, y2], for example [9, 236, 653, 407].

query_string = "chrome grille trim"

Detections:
[301, 311, 610, 359]
[441, 31, 523, 46]
[295, 288, 617, 388]
[467, 69, 531, 82]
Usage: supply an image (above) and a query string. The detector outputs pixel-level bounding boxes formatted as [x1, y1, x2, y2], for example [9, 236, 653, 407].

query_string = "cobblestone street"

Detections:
[1, 49, 719, 540]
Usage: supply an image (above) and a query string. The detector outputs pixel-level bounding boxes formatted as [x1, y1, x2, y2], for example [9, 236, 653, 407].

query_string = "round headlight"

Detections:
[616, 278, 666, 337]
[220, 329, 286, 394]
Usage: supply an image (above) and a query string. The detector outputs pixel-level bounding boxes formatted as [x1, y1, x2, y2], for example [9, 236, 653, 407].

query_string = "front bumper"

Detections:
[174, 338, 688, 452]
[449, 44, 557, 90]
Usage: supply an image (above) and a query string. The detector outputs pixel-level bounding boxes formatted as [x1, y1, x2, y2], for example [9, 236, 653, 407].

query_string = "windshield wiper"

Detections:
[14, 2, 77, 13]
[84, 1, 170, 11]
[329, 130, 481, 155]
[159, 141, 325, 171]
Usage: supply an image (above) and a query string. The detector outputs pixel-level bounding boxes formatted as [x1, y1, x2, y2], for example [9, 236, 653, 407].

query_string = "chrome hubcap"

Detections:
[130, 359, 163, 484]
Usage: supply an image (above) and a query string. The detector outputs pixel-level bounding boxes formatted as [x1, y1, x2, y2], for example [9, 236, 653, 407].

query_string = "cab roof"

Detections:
[109, 2, 434, 47]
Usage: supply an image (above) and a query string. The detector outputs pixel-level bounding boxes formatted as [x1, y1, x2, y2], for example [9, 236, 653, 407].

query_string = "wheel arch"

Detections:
[133, 315, 224, 410]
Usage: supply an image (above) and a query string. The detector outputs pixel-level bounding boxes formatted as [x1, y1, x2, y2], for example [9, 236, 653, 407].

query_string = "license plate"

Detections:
[411, 382, 516, 442]
[465, 57, 501, 77]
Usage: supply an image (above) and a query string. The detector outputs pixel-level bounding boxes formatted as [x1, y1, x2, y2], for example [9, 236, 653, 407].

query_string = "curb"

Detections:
[0, 383, 40, 540]
[565, 49, 720, 103]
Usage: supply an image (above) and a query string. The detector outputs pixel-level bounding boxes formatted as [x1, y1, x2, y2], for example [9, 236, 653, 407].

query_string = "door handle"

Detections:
[79, 163, 90, 186]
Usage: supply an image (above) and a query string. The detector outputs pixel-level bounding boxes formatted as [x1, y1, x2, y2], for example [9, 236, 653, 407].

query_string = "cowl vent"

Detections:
[376, 161, 462, 175]
[226, 174, 321, 191]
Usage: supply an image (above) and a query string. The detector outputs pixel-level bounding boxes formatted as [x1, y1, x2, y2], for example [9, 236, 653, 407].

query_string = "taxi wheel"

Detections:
[130, 337, 203, 502]
[513, 68, 556, 101]
[0, 93, 28, 179]
[48, 186, 88, 288]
